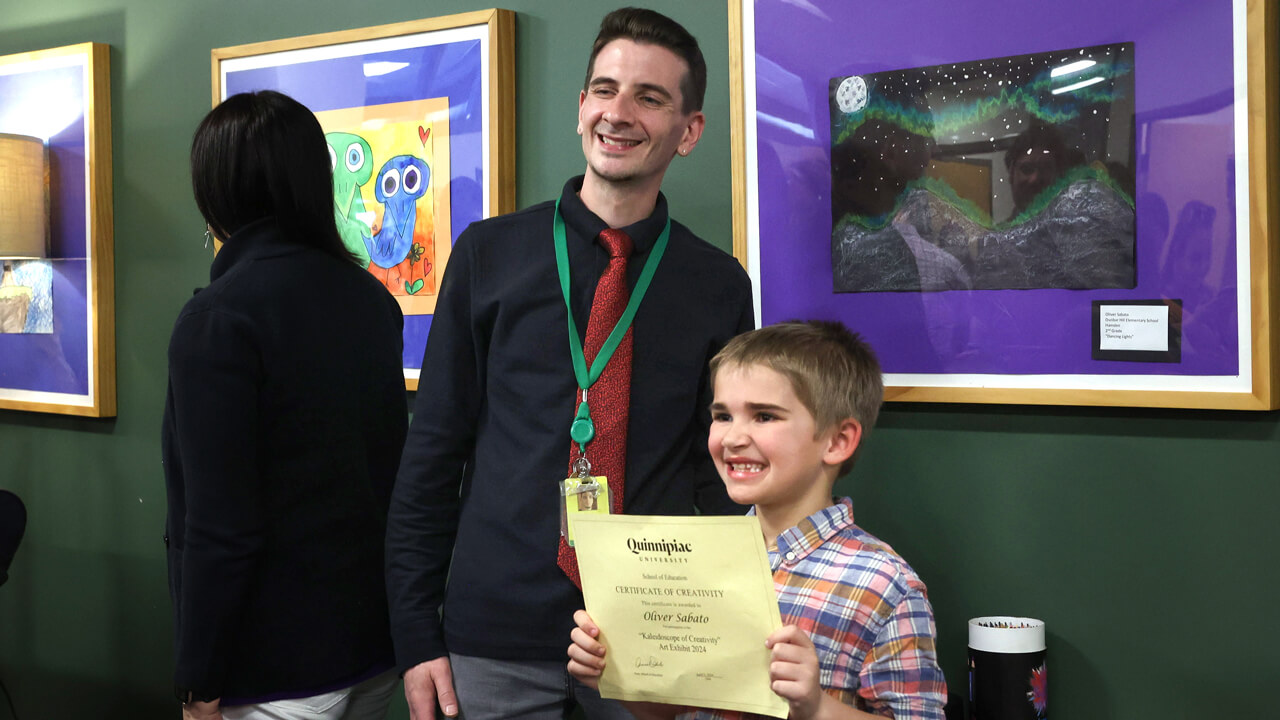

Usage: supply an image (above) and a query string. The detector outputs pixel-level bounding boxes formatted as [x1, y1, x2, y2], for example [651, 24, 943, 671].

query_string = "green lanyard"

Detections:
[554, 198, 670, 459]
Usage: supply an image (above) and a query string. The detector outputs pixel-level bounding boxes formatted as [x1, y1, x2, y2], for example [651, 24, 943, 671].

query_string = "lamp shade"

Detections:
[0, 133, 49, 259]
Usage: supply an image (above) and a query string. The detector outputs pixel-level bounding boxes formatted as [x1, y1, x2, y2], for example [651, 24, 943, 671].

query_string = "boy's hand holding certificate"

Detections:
[571, 514, 789, 719]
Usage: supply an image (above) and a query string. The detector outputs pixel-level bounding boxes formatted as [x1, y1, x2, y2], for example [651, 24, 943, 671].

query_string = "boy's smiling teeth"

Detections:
[729, 462, 764, 472]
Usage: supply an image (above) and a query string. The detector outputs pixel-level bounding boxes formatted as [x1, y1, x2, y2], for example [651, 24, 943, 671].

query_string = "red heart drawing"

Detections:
[418, 126, 430, 146]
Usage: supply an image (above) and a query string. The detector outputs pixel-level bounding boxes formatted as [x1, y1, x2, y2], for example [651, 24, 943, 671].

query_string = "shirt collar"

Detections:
[557, 175, 667, 255]
[764, 498, 857, 571]
[209, 217, 299, 282]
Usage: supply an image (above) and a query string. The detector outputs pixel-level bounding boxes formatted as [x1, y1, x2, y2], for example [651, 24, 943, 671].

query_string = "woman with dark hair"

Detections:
[163, 90, 407, 720]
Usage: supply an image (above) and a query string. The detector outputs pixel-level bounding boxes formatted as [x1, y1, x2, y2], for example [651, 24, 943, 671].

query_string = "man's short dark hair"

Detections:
[583, 7, 706, 114]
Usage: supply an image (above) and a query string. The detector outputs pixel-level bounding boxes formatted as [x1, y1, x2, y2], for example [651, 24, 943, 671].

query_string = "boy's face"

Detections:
[708, 363, 849, 516]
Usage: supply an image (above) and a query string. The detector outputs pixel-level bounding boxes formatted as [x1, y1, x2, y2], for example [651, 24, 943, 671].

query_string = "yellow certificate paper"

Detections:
[572, 514, 788, 718]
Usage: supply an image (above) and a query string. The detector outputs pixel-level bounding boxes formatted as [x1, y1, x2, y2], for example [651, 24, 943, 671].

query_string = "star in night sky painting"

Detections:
[829, 43, 1136, 293]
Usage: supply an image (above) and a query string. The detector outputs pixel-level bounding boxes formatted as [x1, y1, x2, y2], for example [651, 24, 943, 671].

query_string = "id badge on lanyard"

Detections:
[552, 198, 669, 548]
[560, 455, 612, 547]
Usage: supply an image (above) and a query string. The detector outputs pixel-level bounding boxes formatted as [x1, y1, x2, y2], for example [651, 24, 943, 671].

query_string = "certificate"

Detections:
[573, 514, 788, 718]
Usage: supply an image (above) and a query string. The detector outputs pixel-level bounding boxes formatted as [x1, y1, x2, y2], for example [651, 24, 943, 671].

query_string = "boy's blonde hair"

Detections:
[709, 320, 883, 475]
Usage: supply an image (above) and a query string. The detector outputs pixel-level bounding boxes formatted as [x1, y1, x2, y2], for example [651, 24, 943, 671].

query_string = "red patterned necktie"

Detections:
[558, 228, 634, 588]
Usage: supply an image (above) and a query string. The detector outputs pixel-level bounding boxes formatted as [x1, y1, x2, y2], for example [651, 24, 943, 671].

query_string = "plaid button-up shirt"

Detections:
[690, 498, 946, 719]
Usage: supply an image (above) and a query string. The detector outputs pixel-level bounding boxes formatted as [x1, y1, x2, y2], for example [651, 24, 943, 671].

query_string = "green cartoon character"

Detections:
[326, 132, 374, 266]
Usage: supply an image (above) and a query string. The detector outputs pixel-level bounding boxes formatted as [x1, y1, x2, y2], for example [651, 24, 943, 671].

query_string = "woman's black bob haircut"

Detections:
[191, 90, 353, 262]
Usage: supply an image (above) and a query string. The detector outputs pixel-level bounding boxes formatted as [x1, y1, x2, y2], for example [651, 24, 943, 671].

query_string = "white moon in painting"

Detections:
[835, 76, 868, 114]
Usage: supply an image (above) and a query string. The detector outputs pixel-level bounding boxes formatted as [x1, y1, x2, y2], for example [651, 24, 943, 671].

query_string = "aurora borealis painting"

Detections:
[829, 43, 1136, 293]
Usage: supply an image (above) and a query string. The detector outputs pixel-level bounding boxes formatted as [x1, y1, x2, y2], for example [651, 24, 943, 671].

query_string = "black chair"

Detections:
[0, 490, 25, 587]
[0, 489, 25, 718]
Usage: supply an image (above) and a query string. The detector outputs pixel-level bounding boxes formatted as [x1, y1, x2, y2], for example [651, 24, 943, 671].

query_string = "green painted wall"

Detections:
[0, 1, 1276, 718]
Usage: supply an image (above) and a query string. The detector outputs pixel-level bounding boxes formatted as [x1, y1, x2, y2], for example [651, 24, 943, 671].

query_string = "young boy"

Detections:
[567, 320, 946, 719]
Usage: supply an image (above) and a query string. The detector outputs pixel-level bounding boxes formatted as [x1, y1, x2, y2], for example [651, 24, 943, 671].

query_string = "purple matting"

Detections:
[751, 1, 1238, 376]
[0, 61, 91, 396]
[226, 38, 485, 372]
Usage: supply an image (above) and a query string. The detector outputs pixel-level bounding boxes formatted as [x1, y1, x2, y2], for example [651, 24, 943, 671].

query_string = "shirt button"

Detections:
[785, 551, 796, 562]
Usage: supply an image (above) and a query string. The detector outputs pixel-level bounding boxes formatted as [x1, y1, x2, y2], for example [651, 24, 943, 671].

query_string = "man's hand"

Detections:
[404, 657, 459, 720]
[767, 625, 825, 720]
[181, 699, 222, 720]
[566, 609, 607, 690]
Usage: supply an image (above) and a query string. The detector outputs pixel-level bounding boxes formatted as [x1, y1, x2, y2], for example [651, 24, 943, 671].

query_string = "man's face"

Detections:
[578, 39, 704, 191]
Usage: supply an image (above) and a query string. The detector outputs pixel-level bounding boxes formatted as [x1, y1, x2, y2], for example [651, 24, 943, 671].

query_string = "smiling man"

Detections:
[385, 7, 754, 720]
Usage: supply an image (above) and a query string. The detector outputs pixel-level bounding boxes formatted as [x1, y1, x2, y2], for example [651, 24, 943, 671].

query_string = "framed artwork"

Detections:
[213, 9, 516, 390]
[0, 42, 115, 417]
[729, 0, 1280, 409]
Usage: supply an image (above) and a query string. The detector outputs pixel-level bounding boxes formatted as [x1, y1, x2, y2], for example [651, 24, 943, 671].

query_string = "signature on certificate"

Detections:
[635, 656, 665, 669]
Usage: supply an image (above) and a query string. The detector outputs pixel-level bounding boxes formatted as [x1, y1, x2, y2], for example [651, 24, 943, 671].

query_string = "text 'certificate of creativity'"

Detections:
[573, 514, 788, 718]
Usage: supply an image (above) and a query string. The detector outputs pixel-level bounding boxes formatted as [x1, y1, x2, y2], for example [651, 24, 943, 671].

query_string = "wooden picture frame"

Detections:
[0, 42, 115, 417]
[213, 9, 516, 390]
[730, 0, 1278, 409]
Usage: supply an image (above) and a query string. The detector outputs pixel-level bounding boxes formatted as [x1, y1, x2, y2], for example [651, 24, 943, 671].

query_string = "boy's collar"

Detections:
[754, 498, 855, 568]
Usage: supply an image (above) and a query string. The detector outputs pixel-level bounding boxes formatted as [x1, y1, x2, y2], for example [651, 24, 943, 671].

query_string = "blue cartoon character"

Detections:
[325, 132, 374, 267]
[364, 155, 430, 269]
